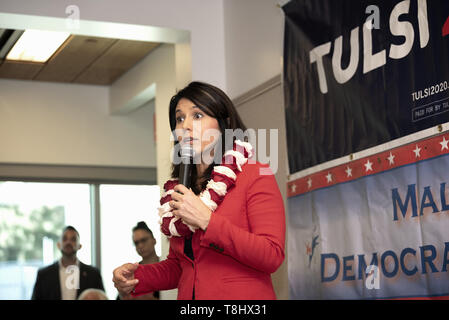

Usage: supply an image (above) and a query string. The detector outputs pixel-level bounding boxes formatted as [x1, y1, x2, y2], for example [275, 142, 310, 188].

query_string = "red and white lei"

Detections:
[158, 140, 253, 238]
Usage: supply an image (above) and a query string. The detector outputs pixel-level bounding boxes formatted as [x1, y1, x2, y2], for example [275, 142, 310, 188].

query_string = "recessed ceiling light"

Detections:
[6, 29, 70, 63]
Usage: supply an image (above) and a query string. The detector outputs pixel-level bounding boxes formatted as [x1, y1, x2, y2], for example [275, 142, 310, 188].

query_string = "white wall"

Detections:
[235, 80, 288, 299]
[0, 79, 155, 167]
[223, 0, 284, 99]
[222, 0, 287, 299]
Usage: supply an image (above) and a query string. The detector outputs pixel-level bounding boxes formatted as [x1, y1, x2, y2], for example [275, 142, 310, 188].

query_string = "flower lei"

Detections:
[158, 140, 253, 238]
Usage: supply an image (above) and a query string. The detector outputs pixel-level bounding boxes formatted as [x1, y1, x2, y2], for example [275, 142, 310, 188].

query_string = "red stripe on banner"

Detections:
[287, 132, 449, 197]
[443, 15, 449, 37]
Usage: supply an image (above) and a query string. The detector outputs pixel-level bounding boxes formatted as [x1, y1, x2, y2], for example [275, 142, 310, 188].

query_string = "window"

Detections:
[0, 181, 160, 300]
[0, 182, 91, 299]
[100, 185, 161, 300]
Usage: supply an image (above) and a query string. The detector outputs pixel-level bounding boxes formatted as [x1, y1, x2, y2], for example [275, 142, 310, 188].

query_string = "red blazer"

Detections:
[132, 161, 286, 300]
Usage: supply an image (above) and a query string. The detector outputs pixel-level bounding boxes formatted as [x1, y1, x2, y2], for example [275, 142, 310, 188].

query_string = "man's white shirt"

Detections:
[59, 259, 80, 300]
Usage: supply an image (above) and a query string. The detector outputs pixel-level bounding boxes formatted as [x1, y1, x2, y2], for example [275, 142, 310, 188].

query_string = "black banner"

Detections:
[283, 0, 449, 174]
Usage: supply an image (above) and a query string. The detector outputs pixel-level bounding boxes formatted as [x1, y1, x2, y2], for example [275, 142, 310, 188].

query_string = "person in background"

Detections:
[31, 226, 105, 300]
[78, 288, 108, 300]
[133, 221, 159, 266]
[117, 221, 160, 300]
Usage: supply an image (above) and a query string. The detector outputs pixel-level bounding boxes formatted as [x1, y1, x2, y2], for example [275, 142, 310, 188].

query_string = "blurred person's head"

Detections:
[132, 222, 156, 261]
[57, 226, 81, 259]
[78, 288, 108, 300]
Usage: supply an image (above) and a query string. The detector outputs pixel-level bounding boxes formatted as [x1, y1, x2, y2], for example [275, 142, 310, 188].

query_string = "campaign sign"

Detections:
[283, 0, 449, 298]
[283, 0, 449, 174]
[287, 132, 449, 299]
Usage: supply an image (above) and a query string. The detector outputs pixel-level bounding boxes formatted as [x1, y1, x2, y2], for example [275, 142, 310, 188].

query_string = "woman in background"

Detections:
[118, 221, 159, 300]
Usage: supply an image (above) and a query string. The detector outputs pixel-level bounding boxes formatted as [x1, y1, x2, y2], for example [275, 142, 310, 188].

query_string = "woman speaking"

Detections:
[112, 81, 285, 300]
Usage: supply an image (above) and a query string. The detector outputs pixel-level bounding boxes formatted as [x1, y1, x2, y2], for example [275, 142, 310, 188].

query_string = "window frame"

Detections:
[0, 163, 157, 269]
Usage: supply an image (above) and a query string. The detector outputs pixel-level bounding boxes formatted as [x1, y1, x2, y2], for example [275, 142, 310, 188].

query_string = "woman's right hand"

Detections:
[112, 262, 140, 298]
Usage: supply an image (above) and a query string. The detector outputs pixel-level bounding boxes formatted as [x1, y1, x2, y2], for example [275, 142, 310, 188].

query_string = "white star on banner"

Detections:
[307, 178, 312, 189]
[364, 159, 373, 172]
[413, 145, 422, 158]
[325, 172, 333, 183]
[387, 152, 395, 165]
[345, 166, 353, 177]
[290, 184, 297, 193]
[440, 137, 449, 151]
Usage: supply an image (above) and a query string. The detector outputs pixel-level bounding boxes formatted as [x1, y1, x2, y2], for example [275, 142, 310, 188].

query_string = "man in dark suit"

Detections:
[31, 226, 105, 300]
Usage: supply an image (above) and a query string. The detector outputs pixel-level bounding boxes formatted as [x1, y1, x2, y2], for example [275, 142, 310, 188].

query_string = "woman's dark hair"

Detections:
[132, 221, 154, 238]
[169, 81, 247, 194]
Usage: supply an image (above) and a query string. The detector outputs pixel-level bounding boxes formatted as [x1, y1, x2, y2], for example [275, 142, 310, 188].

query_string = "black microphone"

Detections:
[178, 145, 195, 189]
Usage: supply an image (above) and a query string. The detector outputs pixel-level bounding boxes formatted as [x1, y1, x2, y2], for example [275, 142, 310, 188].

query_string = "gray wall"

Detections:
[234, 75, 288, 299]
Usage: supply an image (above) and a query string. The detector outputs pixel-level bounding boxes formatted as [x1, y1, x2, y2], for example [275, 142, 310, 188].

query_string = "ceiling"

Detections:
[0, 30, 160, 85]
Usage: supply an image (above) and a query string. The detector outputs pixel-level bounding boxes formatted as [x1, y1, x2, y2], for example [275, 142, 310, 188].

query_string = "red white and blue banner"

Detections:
[283, 0, 449, 299]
